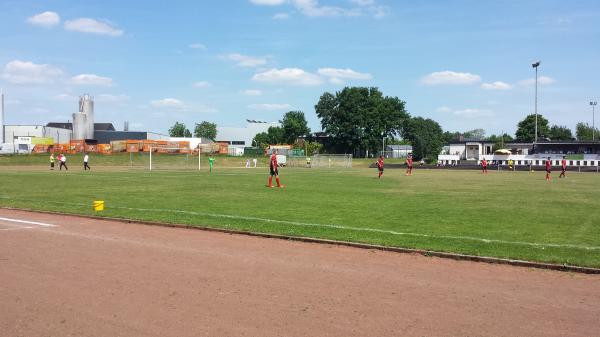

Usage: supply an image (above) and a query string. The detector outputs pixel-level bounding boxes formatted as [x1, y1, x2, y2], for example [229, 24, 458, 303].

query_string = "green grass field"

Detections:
[1, 157, 599, 267]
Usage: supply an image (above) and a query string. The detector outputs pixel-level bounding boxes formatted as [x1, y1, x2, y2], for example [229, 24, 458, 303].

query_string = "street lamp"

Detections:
[532, 61, 541, 143]
[591, 101, 598, 141]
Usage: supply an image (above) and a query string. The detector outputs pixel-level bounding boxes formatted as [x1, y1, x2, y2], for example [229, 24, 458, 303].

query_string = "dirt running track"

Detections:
[1, 209, 599, 337]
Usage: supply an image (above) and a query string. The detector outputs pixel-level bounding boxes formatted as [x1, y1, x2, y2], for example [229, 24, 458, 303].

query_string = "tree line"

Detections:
[168, 121, 217, 140]
[252, 87, 444, 161]
[166, 86, 599, 161]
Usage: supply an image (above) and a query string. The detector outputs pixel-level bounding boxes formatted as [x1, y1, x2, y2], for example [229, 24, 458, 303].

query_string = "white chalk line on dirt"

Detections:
[1, 196, 598, 251]
[0, 216, 57, 228]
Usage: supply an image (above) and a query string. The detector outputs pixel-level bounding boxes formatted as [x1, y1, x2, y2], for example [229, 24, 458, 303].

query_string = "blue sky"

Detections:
[1, 0, 599, 136]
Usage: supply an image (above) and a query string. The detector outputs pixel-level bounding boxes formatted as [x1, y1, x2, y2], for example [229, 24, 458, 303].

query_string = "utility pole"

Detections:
[532, 61, 540, 143]
[591, 101, 597, 141]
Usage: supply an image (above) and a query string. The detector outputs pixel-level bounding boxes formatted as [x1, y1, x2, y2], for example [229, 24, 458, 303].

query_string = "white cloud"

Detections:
[481, 81, 512, 90]
[252, 68, 323, 86]
[317, 67, 372, 84]
[249, 0, 385, 18]
[64, 18, 123, 36]
[96, 94, 130, 103]
[188, 43, 206, 49]
[70, 74, 113, 86]
[2, 60, 63, 84]
[149, 98, 217, 113]
[293, 0, 359, 17]
[351, 0, 374, 5]
[247, 103, 293, 110]
[250, 0, 286, 4]
[518, 76, 556, 86]
[150, 98, 185, 109]
[196, 104, 219, 113]
[54, 94, 77, 101]
[453, 108, 493, 118]
[421, 71, 481, 86]
[225, 53, 268, 67]
[27, 11, 60, 27]
[273, 13, 290, 20]
[192, 81, 212, 88]
[435, 106, 452, 113]
[242, 89, 263, 96]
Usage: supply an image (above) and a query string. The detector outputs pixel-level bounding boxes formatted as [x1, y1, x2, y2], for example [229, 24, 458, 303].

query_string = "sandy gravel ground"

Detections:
[1, 208, 599, 337]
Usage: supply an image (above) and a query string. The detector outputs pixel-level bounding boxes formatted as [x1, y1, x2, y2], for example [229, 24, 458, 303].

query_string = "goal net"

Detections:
[147, 147, 198, 171]
[310, 154, 353, 168]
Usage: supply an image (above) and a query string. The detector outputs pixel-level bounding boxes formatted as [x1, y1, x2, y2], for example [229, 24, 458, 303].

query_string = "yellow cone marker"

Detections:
[93, 200, 105, 211]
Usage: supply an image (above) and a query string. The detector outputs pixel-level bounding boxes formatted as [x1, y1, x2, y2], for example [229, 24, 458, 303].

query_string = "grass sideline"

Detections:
[0, 153, 401, 169]
[0, 164, 599, 267]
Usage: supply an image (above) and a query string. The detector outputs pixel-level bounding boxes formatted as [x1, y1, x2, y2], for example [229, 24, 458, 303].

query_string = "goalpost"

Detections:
[148, 147, 198, 171]
[311, 154, 353, 168]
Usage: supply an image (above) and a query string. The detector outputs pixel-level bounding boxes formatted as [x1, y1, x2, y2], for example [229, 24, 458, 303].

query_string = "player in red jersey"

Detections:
[376, 156, 384, 178]
[405, 153, 413, 176]
[481, 158, 488, 174]
[545, 157, 552, 181]
[559, 156, 567, 178]
[267, 150, 283, 188]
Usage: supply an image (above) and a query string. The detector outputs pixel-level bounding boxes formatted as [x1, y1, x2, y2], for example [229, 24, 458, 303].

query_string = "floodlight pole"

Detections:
[591, 101, 598, 141]
[532, 61, 540, 143]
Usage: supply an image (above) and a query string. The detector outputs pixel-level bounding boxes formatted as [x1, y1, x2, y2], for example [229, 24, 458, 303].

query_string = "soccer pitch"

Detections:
[1, 165, 599, 268]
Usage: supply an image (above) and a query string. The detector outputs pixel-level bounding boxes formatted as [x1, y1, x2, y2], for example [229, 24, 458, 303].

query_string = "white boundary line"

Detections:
[0, 216, 57, 228]
[1, 196, 598, 251]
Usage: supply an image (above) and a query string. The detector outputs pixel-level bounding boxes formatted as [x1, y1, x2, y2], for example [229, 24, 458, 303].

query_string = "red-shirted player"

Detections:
[545, 157, 552, 181]
[376, 156, 384, 178]
[405, 153, 413, 176]
[481, 158, 488, 174]
[267, 150, 283, 188]
[559, 156, 567, 178]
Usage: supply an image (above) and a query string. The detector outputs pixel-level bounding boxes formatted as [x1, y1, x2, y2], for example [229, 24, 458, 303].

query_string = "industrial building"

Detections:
[1, 93, 168, 148]
[216, 120, 280, 148]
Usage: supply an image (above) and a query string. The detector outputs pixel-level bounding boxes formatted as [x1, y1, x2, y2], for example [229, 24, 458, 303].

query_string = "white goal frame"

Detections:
[148, 147, 197, 171]
[311, 154, 353, 168]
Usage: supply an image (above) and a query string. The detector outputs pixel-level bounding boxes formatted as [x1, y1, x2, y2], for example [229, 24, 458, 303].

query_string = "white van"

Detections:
[0, 143, 33, 154]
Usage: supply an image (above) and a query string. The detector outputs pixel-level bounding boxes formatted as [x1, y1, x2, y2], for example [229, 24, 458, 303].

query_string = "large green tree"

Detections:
[252, 126, 285, 148]
[168, 122, 192, 137]
[194, 121, 217, 140]
[401, 117, 444, 161]
[442, 131, 461, 143]
[487, 133, 514, 150]
[548, 125, 573, 141]
[281, 111, 310, 144]
[315, 87, 410, 155]
[575, 122, 600, 141]
[515, 114, 550, 142]
[463, 128, 486, 140]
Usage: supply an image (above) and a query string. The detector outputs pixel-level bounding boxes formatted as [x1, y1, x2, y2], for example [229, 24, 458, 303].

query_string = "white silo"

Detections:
[72, 94, 94, 140]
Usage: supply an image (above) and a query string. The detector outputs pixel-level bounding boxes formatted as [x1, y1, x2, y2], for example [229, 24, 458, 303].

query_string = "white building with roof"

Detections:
[216, 120, 280, 148]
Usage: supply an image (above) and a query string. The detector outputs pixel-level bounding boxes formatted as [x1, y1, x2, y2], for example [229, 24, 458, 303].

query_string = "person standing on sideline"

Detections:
[208, 157, 215, 173]
[83, 153, 91, 170]
[267, 150, 283, 188]
[559, 156, 567, 178]
[59, 153, 68, 171]
[252, 158, 257, 168]
[405, 154, 413, 176]
[545, 157, 552, 181]
[49, 153, 55, 170]
[245, 158, 250, 168]
[306, 156, 311, 168]
[481, 158, 488, 174]
[376, 156, 384, 179]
